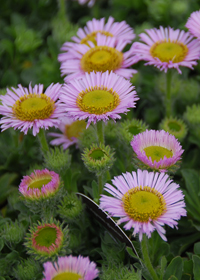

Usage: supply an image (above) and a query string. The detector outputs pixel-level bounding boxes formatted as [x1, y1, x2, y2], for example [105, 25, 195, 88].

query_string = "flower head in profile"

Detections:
[48, 117, 86, 150]
[60, 71, 139, 128]
[131, 130, 184, 172]
[100, 169, 186, 241]
[67, 16, 135, 47]
[42, 255, 99, 280]
[131, 26, 200, 73]
[24, 219, 69, 262]
[19, 169, 61, 201]
[185, 10, 200, 40]
[58, 33, 138, 82]
[0, 83, 65, 136]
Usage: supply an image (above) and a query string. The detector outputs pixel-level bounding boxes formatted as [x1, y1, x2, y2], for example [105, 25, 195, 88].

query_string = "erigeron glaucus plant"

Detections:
[185, 10, 200, 40]
[60, 71, 139, 128]
[58, 33, 138, 82]
[100, 169, 186, 241]
[131, 26, 200, 73]
[63, 16, 135, 47]
[24, 219, 70, 262]
[131, 130, 184, 172]
[48, 117, 86, 150]
[42, 255, 99, 280]
[0, 83, 65, 136]
[75, 0, 95, 7]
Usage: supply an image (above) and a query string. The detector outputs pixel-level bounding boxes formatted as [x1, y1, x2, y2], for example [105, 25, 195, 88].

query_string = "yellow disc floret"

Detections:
[122, 186, 166, 222]
[12, 93, 55, 121]
[52, 272, 82, 280]
[150, 40, 188, 63]
[81, 30, 113, 46]
[81, 46, 123, 73]
[143, 146, 173, 162]
[65, 120, 86, 140]
[28, 177, 52, 190]
[76, 87, 120, 114]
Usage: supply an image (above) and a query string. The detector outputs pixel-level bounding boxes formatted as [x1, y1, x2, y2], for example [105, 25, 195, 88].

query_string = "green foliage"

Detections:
[0, 1, 200, 280]
[44, 147, 71, 175]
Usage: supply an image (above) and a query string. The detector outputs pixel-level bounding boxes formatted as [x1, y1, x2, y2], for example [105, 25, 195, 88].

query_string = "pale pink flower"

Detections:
[131, 129, 184, 172]
[70, 16, 135, 45]
[100, 169, 186, 241]
[0, 83, 65, 136]
[131, 26, 200, 73]
[19, 169, 60, 200]
[43, 255, 99, 280]
[48, 117, 86, 149]
[185, 10, 200, 40]
[58, 33, 138, 82]
[60, 71, 139, 128]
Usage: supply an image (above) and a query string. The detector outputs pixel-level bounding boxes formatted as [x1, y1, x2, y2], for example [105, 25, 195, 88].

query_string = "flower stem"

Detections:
[96, 121, 104, 145]
[37, 129, 49, 155]
[57, 0, 67, 19]
[141, 235, 159, 280]
[96, 121, 105, 202]
[97, 173, 103, 202]
[166, 69, 172, 118]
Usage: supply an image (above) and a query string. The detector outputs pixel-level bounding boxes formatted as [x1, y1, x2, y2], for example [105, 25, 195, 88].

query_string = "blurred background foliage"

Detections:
[0, 2, 200, 279]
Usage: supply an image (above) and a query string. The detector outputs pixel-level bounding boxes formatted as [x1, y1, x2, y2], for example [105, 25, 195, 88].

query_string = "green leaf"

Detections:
[194, 242, 200, 255]
[0, 240, 4, 252]
[193, 255, 200, 279]
[181, 169, 200, 209]
[170, 232, 200, 256]
[168, 276, 178, 280]
[160, 256, 168, 279]
[183, 259, 193, 280]
[148, 231, 170, 266]
[126, 246, 141, 261]
[163, 256, 183, 280]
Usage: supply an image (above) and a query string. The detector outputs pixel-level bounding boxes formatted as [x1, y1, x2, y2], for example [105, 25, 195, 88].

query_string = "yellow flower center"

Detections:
[52, 272, 82, 280]
[81, 46, 123, 73]
[150, 40, 188, 63]
[143, 146, 173, 162]
[34, 227, 57, 247]
[28, 177, 52, 190]
[122, 186, 166, 222]
[12, 93, 55, 121]
[65, 120, 86, 140]
[81, 30, 113, 46]
[76, 87, 120, 115]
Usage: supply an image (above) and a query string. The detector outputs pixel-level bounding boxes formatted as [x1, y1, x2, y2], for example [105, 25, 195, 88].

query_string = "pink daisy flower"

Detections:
[19, 169, 61, 200]
[100, 169, 186, 241]
[0, 83, 65, 136]
[60, 71, 139, 128]
[185, 10, 200, 40]
[131, 26, 200, 73]
[43, 255, 99, 280]
[58, 33, 138, 82]
[69, 16, 135, 46]
[130, 130, 184, 172]
[75, 0, 95, 7]
[48, 117, 86, 149]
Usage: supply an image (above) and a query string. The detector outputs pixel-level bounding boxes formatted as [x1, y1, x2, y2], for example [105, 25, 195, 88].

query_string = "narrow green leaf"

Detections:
[194, 242, 200, 255]
[193, 255, 200, 279]
[181, 169, 200, 208]
[163, 256, 183, 280]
